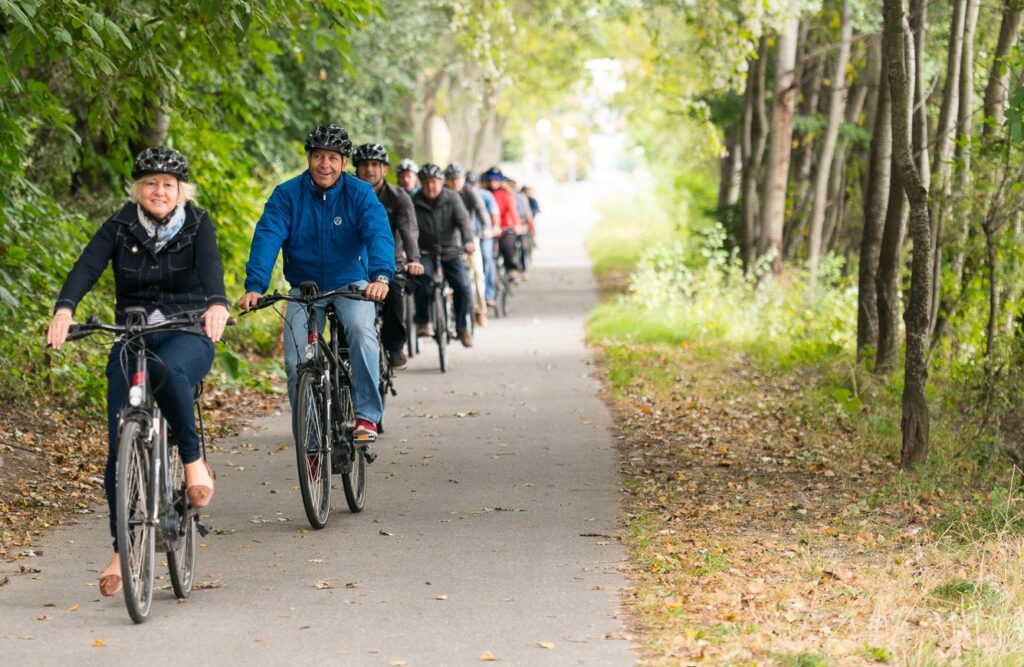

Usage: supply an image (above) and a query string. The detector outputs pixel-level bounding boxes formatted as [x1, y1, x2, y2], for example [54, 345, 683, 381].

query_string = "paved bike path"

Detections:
[0, 181, 635, 666]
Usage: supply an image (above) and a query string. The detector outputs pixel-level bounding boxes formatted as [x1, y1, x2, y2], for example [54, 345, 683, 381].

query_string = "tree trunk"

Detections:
[717, 124, 743, 217]
[928, 0, 967, 336]
[759, 15, 801, 273]
[884, 0, 933, 468]
[808, 0, 853, 290]
[984, 219, 998, 357]
[951, 0, 980, 288]
[858, 33, 891, 359]
[741, 36, 770, 270]
[875, 161, 905, 374]
[823, 58, 869, 254]
[983, 0, 1024, 136]
[790, 24, 823, 254]
[909, 0, 929, 189]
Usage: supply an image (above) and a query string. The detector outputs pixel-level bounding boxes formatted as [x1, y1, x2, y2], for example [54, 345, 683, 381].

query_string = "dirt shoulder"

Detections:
[603, 343, 1017, 665]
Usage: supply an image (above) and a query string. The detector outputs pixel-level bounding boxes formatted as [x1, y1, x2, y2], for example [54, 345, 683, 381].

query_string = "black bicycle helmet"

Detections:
[397, 158, 419, 173]
[443, 163, 466, 179]
[131, 146, 189, 182]
[418, 163, 444, 180]
[353, 143, 389, 165]
[304, 123, 353, 156]
[482, 166, 504, 181]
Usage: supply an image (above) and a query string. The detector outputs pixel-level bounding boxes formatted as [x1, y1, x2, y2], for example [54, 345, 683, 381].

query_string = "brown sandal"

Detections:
[99, 555, 122, 596]
[186, 460, 215, 508]
[99, 573, 122, 597]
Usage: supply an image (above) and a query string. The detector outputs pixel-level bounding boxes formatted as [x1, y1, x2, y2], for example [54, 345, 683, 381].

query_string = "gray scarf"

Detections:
[137, 204, 186, 252]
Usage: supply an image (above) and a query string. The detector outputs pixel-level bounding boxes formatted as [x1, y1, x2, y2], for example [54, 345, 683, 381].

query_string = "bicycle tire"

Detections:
[116, 418, 155, 624]
[166, 443, 196, 599]
[295, 369, 332, 529]
[405, 291, 417, 359]
[434, 289, 448, 373]
[338, 382, 366, 512]
[499, 275, 510, 317]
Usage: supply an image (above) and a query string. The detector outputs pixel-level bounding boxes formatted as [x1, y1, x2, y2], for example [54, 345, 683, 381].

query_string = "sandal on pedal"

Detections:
[99, 555, 122, 596]
[186, 460, 215, 509]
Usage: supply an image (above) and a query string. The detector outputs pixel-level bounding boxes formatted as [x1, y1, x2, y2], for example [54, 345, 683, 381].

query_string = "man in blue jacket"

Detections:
[239, 124, 395, 442]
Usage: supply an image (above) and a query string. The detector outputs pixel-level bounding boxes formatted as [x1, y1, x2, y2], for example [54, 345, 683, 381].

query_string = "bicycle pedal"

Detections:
[197, 520, 213, 537]
[389, 386, 398, 397]
[365, 449, 378, 464]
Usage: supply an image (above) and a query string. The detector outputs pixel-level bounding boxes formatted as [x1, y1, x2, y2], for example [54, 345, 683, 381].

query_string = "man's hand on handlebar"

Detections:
[404, 261, 425, 276]
[238, 291, 262, 312]
[364, 281, 389, 302]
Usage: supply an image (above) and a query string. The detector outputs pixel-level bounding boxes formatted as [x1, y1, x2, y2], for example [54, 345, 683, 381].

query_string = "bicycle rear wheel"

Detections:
[433, 289, 448, 373]
[165, 444, 196, 599]
[338, 383, 366, 512]
[295, 369, 332, 529]
[116, 419, 155, 624]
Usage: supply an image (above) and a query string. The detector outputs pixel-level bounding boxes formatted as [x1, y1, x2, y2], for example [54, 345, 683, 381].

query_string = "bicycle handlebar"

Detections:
[242, 286, 372, 315]
[66, 311, 237, 342]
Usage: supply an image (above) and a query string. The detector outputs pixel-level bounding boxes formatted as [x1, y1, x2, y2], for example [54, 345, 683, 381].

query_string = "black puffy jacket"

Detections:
[55, 202, 229, 323]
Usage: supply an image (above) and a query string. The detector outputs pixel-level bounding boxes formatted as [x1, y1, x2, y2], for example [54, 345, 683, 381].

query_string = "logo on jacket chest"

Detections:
[334, 216, 343, 226]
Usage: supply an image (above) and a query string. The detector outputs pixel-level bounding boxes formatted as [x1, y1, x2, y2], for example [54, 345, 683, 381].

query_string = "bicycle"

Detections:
[492, 240, 513, 319]
[245, 283, 376, 528]
[65, 308, 228, 624]
[420, 254, 454, 372]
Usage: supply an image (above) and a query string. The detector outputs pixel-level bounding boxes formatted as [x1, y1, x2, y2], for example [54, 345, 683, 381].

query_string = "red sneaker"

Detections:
[353, 418, 378, 442]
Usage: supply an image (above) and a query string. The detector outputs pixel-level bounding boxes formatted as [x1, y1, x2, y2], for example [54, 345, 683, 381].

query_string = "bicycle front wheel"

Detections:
[116, 419, 155, 623]
[296, 370, 332, 529]
[433, 293, 448, 373]
[166, 442, 196, 599]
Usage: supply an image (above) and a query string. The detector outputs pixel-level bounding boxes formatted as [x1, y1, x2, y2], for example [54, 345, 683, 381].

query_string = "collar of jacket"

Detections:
[305, 170, 347, 197]
[111, 202, 198, 255]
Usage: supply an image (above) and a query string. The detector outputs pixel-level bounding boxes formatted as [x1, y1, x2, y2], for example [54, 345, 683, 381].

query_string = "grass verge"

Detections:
[588, 194, 1024, 664]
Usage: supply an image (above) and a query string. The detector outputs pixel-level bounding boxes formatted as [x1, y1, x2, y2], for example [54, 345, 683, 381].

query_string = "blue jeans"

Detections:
[481, 235, 496, 300]
[414, 255, 472, 335]
[283, 283, 382, 432]
[105, 331, 214, 550]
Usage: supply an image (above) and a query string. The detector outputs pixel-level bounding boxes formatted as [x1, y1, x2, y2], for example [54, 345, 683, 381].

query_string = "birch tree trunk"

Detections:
[759, 15, 801, 273]
[983, 0, 1024, 136]
[808, 0, 852, 290]
[884, 0, 933, 468]
[741, 36, 770, 270]
[927, 0, 966, 336]
[857, 34, 891, 359]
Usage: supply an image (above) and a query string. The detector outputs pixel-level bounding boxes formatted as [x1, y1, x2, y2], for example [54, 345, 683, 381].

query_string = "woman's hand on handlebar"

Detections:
[204, 304, 231, 342]
[238, 291, 262, 312]
[47, 308, 76, 350]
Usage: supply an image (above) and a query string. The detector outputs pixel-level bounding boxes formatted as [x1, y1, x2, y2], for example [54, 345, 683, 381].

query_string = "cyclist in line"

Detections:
[239, 124, 394, 442]
[396, 158, 420, 196]
[508, 177, 534, 278]
[412, 163, 475, 347]
[473, 170, 501, 310]
[47, 147, 230, 597]
[353, 143, 424, 370]
[444, 163, 491, 327]
[482, 167, 522, 283]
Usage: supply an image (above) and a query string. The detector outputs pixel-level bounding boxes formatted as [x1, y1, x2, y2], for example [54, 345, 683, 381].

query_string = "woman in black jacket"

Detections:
[46, 147, 230, 597]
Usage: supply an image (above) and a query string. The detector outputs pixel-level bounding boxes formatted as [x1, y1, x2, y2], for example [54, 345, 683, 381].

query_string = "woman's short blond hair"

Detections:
[127, 177, 196, 207]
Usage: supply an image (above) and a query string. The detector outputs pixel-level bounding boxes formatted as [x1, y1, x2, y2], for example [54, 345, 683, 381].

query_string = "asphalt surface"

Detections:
[0, 181, 635, 666]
